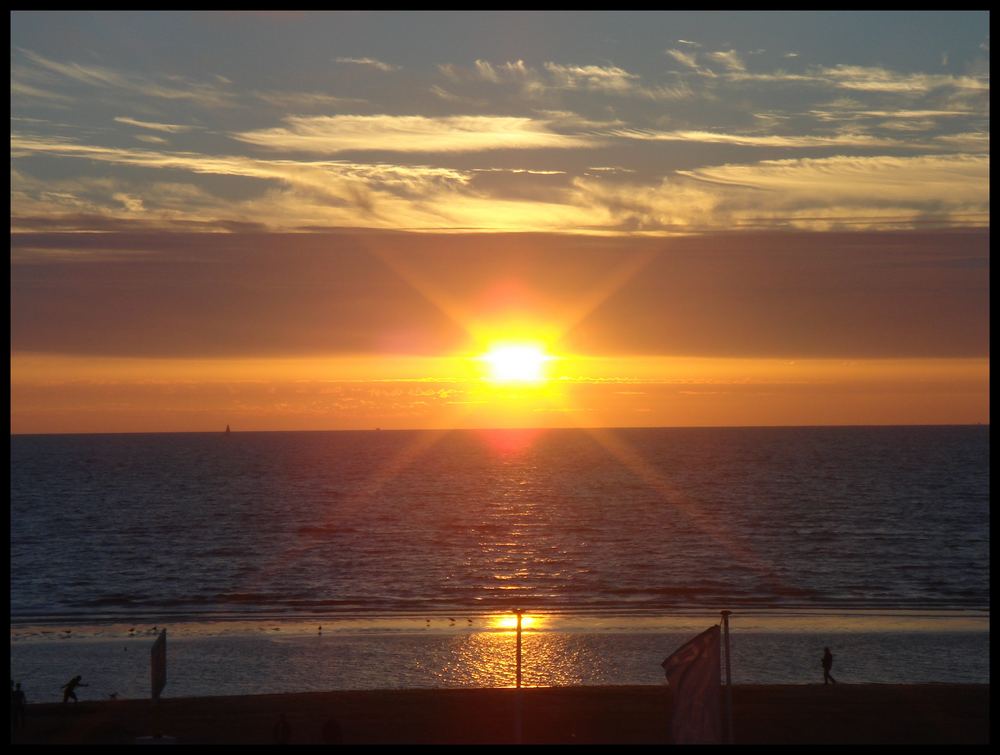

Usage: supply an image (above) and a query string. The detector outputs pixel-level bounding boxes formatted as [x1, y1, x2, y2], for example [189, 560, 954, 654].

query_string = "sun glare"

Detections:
[481, 343, 551, 383]
[493, 614, 538, 630]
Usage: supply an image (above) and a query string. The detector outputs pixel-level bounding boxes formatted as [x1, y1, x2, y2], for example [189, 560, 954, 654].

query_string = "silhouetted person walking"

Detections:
[273, 713, 292, 744]
[12, 682, 26, 730]
[61, 675, 87, 703]
[322, 715, 343, 744]
[822, 647, 837, 684]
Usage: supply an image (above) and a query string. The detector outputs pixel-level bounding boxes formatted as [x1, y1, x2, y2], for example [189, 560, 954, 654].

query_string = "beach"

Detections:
[11, 684, 989, 745]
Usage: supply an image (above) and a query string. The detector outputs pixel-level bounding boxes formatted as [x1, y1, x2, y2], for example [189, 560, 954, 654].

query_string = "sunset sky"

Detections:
[11, 11, 989, 433]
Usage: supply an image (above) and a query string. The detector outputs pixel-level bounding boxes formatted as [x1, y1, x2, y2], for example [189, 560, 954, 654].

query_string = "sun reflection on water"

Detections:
[439, 632, 518, 688]
[491, 613, 541, 631]
[427, 625, 606, 688]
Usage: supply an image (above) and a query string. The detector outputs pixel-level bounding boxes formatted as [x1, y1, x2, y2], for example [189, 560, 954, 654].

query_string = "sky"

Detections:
[10, 11, 990, 433]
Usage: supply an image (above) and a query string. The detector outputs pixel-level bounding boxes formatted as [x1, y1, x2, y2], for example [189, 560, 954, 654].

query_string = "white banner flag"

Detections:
[661, 625, 722, 744]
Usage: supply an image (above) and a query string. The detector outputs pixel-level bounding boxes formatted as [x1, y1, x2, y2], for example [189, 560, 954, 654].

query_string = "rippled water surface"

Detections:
[11, 426, 989, 623]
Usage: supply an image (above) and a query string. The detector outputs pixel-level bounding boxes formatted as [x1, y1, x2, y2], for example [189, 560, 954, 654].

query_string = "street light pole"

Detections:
[513, 609, 525, 744]
[515, 609, 523, 689]
[721, 610, 733, 744]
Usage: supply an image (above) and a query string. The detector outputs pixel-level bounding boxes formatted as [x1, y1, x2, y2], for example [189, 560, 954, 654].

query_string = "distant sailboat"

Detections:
[225, 424, 231, 434]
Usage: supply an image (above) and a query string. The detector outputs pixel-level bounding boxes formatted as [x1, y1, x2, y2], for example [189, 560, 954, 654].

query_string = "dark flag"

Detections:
[661, 624, 722, 744]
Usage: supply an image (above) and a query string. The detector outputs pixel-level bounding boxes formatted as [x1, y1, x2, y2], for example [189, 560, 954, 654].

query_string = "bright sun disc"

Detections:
[482, 344, 550, 383]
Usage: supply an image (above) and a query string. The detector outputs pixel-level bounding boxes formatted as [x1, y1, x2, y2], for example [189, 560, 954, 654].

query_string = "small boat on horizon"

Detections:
[225, 424, 231, 434]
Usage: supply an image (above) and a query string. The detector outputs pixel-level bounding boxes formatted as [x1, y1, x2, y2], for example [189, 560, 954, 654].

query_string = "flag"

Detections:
[661, 625, 722, 744]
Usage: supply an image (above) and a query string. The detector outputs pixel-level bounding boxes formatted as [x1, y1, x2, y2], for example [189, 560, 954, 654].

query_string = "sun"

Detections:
[481, 343, 552, 383]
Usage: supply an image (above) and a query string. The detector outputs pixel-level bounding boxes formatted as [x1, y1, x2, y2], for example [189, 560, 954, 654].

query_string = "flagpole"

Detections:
[720, 610, 733, 744]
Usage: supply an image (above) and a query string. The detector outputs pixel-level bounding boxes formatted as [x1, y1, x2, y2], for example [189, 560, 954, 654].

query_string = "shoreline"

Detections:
[11, 605, 990, 635]
[12, 684, 989, 744]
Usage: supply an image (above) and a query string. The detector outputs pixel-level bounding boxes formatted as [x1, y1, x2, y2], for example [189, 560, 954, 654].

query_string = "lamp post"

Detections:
[721, 610, 733, 744]
[515, 609, 523, 689]
[513, 609, 524, 744]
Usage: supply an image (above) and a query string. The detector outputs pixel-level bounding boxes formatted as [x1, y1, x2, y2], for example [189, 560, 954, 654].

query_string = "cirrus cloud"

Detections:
[333, 56, 399, 72]
[232, 114, 599, 153]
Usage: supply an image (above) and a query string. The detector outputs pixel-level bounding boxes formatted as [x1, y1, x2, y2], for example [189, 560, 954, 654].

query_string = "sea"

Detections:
[10, 425, 990, 701]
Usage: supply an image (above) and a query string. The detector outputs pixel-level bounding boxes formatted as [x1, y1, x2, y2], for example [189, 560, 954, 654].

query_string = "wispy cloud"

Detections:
[720, 63, 989, 94]
[114, 116, 196, 133]
[334, 56, 399, 72]
[428, 84, 482, 105]
[471, 59, 533, 83]
[809, 105, 978, 122]
[543, 62, 640, 93]
[10, 27, 990, 239]
[10, 79, 75, 104]
[708, 50, 746, 73]
[12, 132, 593, 232]
[679, 152, 986, 189]
[20, 49, 130, 88]
[16, 49, 237, 106]
[932, 132, 990, 151]
[675, 153, 989, 229]
[232, 114, 598, 153]
[439, 59, 543, 98]
[443, 58, 692, 101]
[817, 64, 989, 93]
[11, 127, 990, 236]
[11, 133, 474, 189]
[251, 90, 367, 109]
[560, 152, 990, 234]
[659, 46, 989, 98]
[610, 128, 912, 150]
[665, 48, 703, 71]
[134, 134, 169, 145]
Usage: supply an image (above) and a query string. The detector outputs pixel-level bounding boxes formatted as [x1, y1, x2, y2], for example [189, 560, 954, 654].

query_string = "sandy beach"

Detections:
[11, 684, 989, 745]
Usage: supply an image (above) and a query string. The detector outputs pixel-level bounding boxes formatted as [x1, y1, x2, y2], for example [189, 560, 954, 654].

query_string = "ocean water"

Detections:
[9, 426, 990, 697]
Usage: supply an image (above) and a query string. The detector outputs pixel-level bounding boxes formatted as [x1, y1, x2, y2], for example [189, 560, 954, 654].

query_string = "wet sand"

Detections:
[11, 684, 989, 745]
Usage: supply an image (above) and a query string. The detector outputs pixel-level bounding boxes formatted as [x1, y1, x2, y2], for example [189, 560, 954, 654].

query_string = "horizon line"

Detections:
[9, 422, 988, 438]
